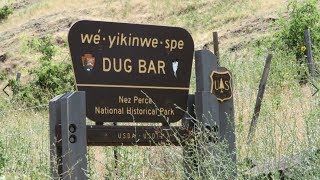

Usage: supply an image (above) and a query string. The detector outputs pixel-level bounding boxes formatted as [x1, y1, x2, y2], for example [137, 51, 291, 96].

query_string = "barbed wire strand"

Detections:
[0, 104, 48, 114]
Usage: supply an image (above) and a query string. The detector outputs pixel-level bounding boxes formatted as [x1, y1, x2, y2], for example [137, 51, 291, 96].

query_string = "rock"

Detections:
[55, 36, 65, 45]
[0, 53, 7, 63]
[265, 16, 279, 22]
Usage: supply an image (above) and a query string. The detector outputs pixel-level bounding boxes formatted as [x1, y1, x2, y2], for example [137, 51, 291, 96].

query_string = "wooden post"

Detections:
[247, 54, 273, 144]
[195, 50, 236, 177]
[195, 50, 219, 128]
[218, 66, 236, 164]
[304, 29, 315, 78]
[61, 92, 87, 179]
[12, 72, 21, 95]
[49, 94, 65, 179]
[16, 72, 21, 81]
[213, 32, 220, 65]
[50, 92, 88, 179]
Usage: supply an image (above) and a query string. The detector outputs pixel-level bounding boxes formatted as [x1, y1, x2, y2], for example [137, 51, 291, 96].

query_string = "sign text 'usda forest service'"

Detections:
[210, 69, 233, 102]
[68, 20, 194, 123]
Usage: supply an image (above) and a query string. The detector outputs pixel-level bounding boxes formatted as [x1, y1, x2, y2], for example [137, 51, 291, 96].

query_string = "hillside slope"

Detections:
[0, 0, 286, 75]
[1, 1, 320, 179]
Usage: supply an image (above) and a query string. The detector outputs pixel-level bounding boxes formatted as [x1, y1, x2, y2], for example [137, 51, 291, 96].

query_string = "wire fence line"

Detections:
[0, 77, 318, 116]
[0, 104, 318, 178]
[0, 104, 48, 115]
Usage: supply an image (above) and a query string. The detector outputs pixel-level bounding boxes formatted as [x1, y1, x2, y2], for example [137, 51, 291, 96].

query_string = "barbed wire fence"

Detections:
[0, 104, 48, 114]
[0, 60, 319, 178]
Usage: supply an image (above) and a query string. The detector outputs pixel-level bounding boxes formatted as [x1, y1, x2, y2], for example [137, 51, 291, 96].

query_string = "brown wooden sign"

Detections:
[86, 125, 191, 146]
[210, 69, 232, 102]
[68, 20, 194, 123]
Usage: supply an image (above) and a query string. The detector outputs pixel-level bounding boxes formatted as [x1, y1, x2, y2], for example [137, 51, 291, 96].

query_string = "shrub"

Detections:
[275, 0, 320, 60]
[256, 0, 320, 86]
[9, 37, 75, 107]
[0, 5, 13, 21]
[27, 37, 56, 62]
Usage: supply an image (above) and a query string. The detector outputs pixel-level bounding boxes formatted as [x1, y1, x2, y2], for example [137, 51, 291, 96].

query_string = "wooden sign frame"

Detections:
[49, 50, 236, 179]
[68, 20, 194, 124]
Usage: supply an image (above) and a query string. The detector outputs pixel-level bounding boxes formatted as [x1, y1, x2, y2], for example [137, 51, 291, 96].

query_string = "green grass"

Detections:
[0, 104, 49, 179]
[0, 0, 320, 179]
[221, 41, 320, 178]
[0, 40, 319, 179]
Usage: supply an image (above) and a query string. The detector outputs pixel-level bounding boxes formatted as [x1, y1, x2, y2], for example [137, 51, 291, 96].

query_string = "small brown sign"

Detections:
[86, 126, 191, 146]
[68, 20, 194, 123]
[210, 70, 232, 102]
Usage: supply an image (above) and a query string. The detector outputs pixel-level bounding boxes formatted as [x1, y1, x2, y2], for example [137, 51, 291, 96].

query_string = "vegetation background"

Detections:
[0, 0, 319, 179]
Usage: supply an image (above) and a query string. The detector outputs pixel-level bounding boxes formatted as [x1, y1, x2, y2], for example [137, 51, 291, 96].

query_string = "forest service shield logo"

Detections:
[210, 70, 232, 102]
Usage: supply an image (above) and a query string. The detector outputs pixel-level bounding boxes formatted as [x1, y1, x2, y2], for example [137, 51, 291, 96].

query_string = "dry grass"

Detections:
[0, 0, 288, 78]
[0, 104, 49, 178]
[0, 0, 319, 179]
[1, 0, 286, 48]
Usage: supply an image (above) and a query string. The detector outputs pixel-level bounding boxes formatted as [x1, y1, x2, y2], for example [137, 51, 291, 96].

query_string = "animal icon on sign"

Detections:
[172, 59, 179, 78]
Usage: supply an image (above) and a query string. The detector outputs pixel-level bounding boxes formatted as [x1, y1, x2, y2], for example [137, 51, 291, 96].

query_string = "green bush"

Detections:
[0, 5, 13, 21]
[27, 37, 56, 62]
[254, 0, 320, 87]
[275, 0, 320, 60]
[9, 37, 75, 107]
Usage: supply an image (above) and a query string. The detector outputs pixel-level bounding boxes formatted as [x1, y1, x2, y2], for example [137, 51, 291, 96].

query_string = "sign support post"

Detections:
[49, 20, 236, 179]
[50, 92, 87, 179]
[195, 50, 236, 177]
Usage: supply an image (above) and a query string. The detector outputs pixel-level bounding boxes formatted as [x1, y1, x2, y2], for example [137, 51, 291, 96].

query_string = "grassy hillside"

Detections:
[0, 0, 285, 74]
[0, 0, 319, 179]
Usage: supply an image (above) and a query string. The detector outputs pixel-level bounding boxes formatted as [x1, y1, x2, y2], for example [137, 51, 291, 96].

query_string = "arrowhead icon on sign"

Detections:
[172, 60, 178, 78]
